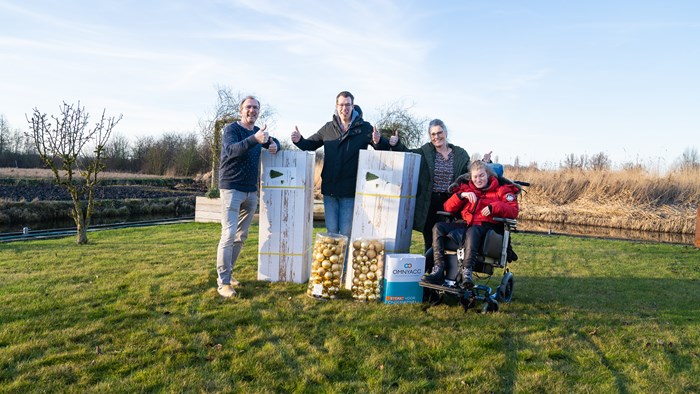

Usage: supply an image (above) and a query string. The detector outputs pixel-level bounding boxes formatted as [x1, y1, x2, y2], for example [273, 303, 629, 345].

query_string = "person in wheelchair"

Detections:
[422, 160, 520, 288]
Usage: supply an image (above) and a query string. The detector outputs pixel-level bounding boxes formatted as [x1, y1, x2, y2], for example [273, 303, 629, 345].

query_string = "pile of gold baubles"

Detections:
[307, 233, 347, 300]
[350, 239, 384, 301]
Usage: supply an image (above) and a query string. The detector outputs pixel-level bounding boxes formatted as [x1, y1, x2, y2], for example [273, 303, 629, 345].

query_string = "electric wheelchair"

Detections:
[420, 180, 528, 313]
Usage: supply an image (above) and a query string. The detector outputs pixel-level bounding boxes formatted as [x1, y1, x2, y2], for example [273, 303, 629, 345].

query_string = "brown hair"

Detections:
[336, 91, 354, 104]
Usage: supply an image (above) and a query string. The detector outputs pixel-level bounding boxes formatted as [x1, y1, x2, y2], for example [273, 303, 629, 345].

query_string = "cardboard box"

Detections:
[258, 150, 316, 283]
[345, 150, 421, 289]
[382, 254, 426, 304]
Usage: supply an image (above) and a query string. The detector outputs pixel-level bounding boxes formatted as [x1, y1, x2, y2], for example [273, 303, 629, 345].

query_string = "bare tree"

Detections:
[677, 147, 699, 171]
[587, 152, 611, 171]
[27, 102, 121, 244]
[0, 115, 32, 154]
[513, 156, 520, 168]
[562, 153, 586, 170]
[0, 114, 8, 153]
[173, 132, 202, 176]
[104, 133, 131, 171]
[373, 101, 427, 149]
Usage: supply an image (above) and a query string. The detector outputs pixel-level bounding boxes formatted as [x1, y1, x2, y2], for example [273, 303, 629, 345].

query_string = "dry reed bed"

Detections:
[309, 162, 698, 234]
[312, 161, 698, 234]
[507, 167, 700, 234]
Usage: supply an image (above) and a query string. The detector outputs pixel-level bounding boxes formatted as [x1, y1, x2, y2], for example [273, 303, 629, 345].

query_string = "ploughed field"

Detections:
[0, 168, 206, 202]
[0, 169, 206, 228]
[0, 183, 203, 201]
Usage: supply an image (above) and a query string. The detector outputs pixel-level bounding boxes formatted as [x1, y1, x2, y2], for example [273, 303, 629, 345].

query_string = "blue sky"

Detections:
[1, 1, 698, 170]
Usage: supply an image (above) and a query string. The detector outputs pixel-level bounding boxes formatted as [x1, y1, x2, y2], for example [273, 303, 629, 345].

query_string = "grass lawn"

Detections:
[1, 222, 698, 393]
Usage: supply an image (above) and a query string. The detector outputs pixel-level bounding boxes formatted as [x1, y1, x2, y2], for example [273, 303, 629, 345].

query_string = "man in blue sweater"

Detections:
[216, 96, 281, 298]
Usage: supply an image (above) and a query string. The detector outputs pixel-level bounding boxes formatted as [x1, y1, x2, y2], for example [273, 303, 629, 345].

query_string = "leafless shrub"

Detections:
[26, 101, 121, 244]
[373, 100, 427, 149]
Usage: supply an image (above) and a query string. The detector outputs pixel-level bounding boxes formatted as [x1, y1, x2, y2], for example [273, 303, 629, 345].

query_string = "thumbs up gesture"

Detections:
[372, 126, 380, 145]
[291, 125, 302, 143]
[389, 129, 399, 146]
[254, 124, 269, 144]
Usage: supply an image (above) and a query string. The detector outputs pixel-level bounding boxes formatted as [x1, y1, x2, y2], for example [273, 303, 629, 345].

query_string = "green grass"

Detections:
[1, 223, 698, 393]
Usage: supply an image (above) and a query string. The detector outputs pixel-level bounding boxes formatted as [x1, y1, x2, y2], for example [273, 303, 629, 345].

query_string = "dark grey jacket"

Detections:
[391, 140, 470, 231]
[294, 106, 390, 198]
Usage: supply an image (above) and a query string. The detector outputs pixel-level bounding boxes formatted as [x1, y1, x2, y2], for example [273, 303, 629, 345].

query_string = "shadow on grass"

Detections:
[576, 332, 630, 394]
[513, 275, 700, 324]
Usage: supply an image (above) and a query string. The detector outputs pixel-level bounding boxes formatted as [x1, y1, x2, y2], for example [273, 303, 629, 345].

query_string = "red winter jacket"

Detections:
[443, 176, 519, 226]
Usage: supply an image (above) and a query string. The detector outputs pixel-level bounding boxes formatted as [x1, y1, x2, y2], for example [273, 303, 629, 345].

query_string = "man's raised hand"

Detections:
[291, 126, 301, 143]
[372, 126, 380, 145]
[389, 129, 399, 146]
[255, 124, 269, 144]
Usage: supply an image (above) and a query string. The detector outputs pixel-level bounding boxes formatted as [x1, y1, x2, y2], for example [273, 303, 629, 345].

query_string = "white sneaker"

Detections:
[230, 277, 240, 287]
[217, 285, 237, 298]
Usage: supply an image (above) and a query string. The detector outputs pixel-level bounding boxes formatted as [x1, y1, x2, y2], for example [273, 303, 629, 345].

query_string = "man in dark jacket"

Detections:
[291, 91, 390, 237]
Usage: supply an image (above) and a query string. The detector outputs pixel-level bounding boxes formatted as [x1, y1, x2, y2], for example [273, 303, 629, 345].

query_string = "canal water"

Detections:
[1, 215, 694, 245]
[0, 214, 193, 234]
[516, 219, 694, 245]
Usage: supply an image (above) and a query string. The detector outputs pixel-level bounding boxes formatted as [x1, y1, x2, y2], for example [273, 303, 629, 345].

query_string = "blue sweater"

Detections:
[218, 122, 280, 192]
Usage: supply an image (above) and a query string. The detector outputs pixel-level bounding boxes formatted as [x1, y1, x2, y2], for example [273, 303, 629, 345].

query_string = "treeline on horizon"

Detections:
[1, 113, 698, 178]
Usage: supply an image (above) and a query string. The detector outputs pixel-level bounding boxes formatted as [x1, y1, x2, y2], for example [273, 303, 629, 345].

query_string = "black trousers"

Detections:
[422, 192, 450, 252]
[432, 221, 501, 271]
[431, 221, 467, 270]
[463, 224, 498, 270]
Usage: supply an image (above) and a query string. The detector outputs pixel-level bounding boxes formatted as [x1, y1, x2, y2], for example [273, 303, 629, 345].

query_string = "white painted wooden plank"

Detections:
[345, 150, 421, 289]
[257, 150, 315, 283]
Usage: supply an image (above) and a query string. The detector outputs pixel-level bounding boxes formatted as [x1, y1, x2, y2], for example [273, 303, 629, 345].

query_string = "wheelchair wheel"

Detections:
[496, 272, 514, 303]
[482, 298, 499, 313]
[460, 292, 476, 312]
[424, 288, 444, 306]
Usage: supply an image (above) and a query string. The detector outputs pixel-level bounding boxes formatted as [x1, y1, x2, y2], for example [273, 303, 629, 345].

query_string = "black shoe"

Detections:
[422, 265, 445, 284]
[460, 278, 474, 289]
[460, 266, 473, 289]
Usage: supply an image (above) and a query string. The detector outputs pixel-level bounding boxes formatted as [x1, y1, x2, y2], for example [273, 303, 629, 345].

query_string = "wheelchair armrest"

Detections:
[436, 211, 460, 223]
[436, 211, 461, 222]
[493, 217, 517, 230]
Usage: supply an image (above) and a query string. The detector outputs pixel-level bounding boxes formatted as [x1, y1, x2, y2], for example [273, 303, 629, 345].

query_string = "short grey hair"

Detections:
[239, 96, 260, 111]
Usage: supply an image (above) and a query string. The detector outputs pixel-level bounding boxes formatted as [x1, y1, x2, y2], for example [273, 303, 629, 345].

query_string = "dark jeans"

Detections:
[422, 192, 450, 252]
